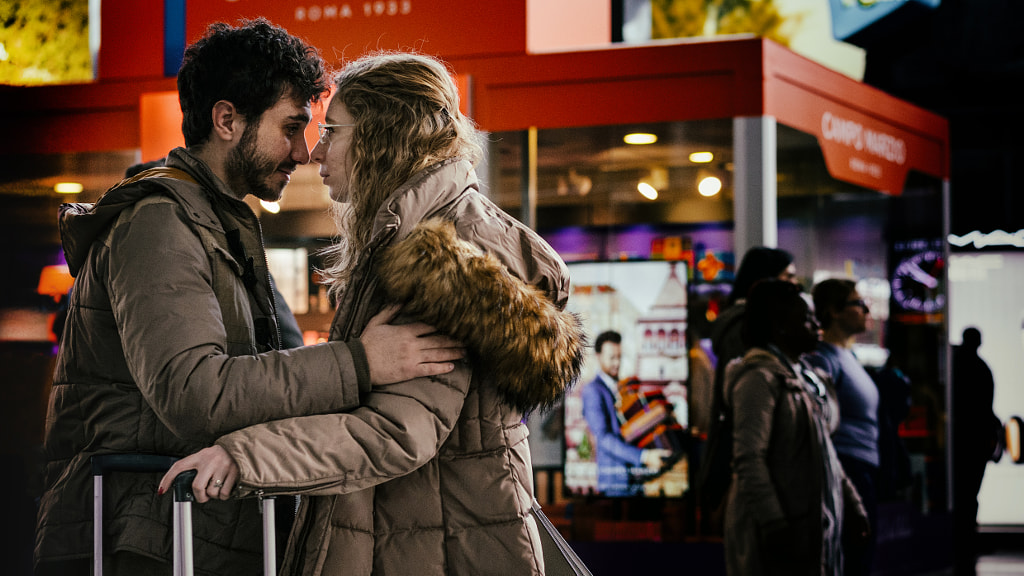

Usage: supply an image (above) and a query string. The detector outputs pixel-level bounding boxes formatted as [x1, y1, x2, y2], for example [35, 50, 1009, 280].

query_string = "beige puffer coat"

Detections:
[36, 148, 371, 575]
[217, 159, 585, 576]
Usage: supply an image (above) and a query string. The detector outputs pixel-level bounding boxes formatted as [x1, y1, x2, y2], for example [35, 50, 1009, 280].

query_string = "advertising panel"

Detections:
[948, 251, 1024, 526]
[563, 260, 691, 498]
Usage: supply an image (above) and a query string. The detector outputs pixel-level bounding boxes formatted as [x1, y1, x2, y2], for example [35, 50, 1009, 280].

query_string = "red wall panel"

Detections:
[185, 1, 527, 61]
[98, 0, 165, 79]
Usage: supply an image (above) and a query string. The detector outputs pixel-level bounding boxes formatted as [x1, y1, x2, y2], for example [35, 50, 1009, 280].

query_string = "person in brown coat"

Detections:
[161, 51, 586, 575]
[722, 280, 868, 576]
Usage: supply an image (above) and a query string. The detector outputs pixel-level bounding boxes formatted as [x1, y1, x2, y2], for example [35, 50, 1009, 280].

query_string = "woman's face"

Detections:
[310, 99, 356, 203]
[781, 297, 821, 356]
[777, 263, 798, 284]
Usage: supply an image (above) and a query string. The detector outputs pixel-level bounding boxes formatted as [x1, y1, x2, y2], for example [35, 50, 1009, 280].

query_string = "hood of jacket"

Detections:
[59, 148, 235, 277]
[377, 211, 585, 414]
[725, 347, 781, 379]
[723, 347, 792, 403]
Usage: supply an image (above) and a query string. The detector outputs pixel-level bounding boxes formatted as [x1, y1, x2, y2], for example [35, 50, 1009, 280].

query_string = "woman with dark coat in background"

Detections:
[699, 247, 798, 511]
[723, 279, 868, 576]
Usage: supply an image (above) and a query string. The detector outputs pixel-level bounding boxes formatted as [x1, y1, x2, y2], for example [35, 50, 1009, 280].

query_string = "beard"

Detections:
[225, 119, 293, 202]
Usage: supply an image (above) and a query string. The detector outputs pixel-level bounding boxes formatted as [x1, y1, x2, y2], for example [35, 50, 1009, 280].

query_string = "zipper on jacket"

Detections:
[246, 204, 283, 350]
[339, 240, 388, 339]
[292, 495, 315, 575]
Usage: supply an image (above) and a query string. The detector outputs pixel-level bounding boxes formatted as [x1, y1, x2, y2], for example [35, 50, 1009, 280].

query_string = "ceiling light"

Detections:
[637, 182, 658, 200]
[689, 151, 714, 163]
[260, 200, 281, 214]
[54, 182, 83, 194]
[624, 133, 657, 145]
[698, 176, 722, 197]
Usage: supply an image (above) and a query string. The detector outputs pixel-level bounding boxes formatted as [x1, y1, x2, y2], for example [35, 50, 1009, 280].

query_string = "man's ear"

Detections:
[211, 100, 243, 143]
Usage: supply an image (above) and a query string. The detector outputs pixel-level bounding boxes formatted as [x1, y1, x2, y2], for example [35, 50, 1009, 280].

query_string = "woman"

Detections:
[160, 52, 585, 575]
[808, 278, 880, 576]
[723, 279, 867, 576]
[700, 246, 797, 511]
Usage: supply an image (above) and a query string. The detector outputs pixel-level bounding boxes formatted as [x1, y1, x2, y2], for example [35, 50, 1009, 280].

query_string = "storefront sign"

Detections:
[770, 76, 945, 194]
[819, 110, 908, 191]
[184, 1, 527, 61]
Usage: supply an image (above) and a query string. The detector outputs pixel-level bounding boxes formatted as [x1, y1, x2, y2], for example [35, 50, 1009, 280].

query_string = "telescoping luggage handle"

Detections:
[91, 453, 277, 576]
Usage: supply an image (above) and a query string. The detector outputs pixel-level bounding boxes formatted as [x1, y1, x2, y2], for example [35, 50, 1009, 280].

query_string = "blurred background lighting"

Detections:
[689, 151, 714, 163]
[54, 182, 83, 194]
[698, 176, 722, 197]
[623, 132, 657, 145]
[637, 182, 659, 200]
[260, 200, 281, 214]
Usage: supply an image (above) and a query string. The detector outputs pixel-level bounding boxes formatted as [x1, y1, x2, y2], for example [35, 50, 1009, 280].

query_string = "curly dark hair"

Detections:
[177, 18, 328, 147]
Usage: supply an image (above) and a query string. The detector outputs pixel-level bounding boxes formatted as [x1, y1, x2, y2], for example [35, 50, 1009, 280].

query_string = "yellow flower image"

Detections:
[0, 0, 92, 85]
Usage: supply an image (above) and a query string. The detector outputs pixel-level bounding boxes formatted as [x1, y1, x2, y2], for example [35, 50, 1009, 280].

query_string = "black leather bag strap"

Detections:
[531, 499, 593, 576]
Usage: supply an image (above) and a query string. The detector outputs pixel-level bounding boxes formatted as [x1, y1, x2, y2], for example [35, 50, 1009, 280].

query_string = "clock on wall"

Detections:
[891, 250, 946, 313]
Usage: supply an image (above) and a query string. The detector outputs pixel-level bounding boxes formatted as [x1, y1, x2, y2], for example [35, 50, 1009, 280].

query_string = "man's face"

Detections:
[597, 342, 622, 380]
[225, 91, 312, 202]
[834, 289, 869, 336]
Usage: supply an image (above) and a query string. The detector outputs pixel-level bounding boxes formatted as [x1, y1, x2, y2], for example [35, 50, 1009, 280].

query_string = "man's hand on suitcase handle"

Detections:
[158, 446, 239, 503]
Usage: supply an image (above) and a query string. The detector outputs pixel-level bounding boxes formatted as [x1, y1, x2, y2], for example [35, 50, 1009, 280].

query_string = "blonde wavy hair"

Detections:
[319, 51, 485, 298]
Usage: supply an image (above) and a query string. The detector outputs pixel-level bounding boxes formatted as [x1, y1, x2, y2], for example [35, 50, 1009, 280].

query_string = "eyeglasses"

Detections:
[317, 122, 355, 146]
[844, 299, 869, 311]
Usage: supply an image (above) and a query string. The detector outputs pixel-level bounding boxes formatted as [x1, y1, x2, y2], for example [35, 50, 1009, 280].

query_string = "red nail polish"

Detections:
[158, 487, 165, 496]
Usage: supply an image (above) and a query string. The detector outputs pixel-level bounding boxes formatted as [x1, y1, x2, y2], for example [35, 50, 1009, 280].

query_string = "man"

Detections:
[952, 327, 998, 576]
[581, 330, 669, 496]
[35, 19, 462, 576]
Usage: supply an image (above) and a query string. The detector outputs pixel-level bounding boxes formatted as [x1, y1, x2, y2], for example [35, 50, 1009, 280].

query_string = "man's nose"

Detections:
[293, 134, 312, 165]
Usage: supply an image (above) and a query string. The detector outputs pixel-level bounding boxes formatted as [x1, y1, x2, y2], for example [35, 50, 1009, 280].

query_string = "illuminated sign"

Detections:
[948, 230, 1024, 250]
[829, 0, 941, 46]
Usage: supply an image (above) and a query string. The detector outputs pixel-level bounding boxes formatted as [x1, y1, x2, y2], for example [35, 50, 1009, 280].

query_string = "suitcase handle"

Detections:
[91, 454, 275, 576]
[91, 454, 197, 502]
[91, 453, 179, 475]
[172, 469, 198, 502]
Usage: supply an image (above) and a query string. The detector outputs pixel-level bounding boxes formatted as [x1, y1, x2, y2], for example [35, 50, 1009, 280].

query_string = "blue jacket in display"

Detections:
[581, 375, 644, 496]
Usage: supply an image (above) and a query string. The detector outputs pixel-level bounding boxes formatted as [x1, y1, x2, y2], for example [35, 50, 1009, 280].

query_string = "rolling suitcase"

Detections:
[91, 453, 277, 576]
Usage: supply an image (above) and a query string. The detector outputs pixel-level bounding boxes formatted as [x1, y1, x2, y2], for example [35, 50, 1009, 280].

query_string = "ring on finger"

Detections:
[212, 478, 224, 488]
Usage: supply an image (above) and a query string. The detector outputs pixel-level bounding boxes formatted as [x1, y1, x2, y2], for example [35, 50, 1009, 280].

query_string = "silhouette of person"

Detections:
[951, 327, 998, 576]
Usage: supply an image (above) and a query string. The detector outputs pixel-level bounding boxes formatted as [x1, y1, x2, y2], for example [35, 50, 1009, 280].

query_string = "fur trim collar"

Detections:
[377, 219, 585, 412]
